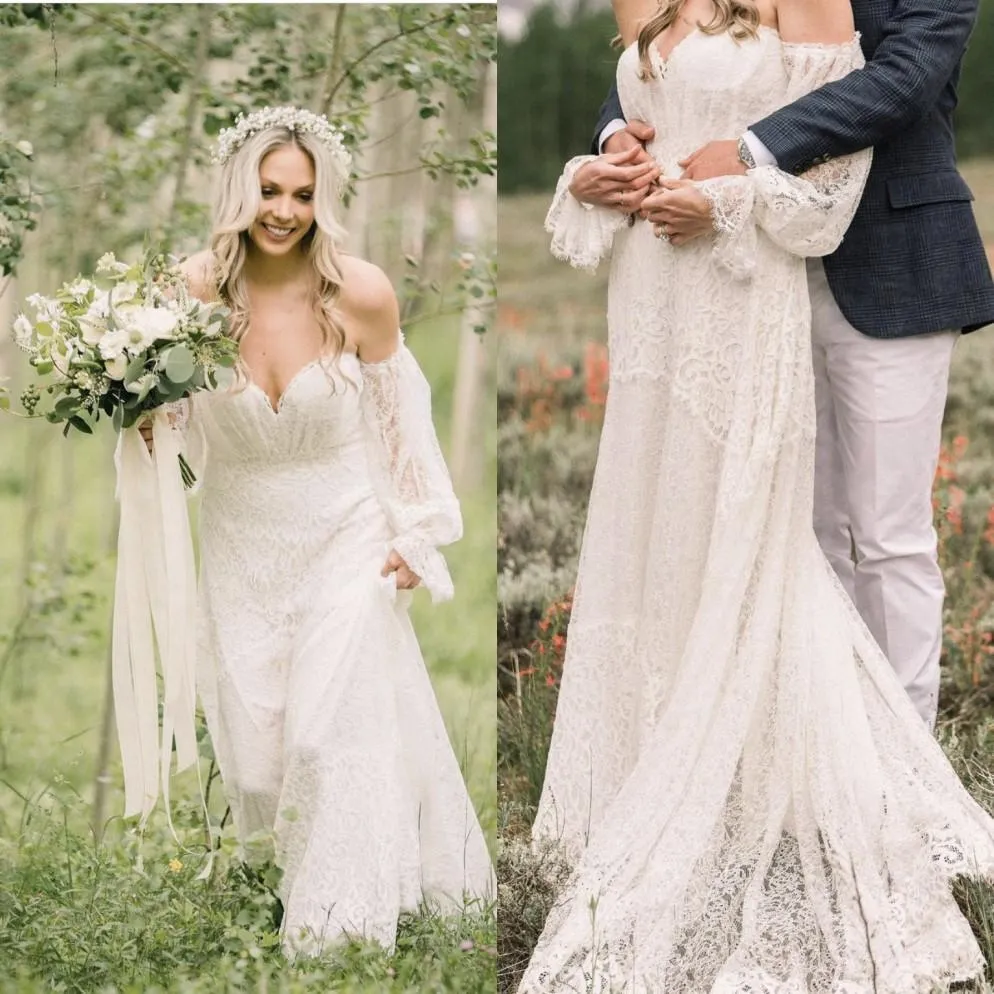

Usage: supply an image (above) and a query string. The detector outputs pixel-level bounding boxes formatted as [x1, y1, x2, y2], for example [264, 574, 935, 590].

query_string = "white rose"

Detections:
[79, 293, 110, 345]
[111, 281, 140, 306]
[12, 314, 33, 350]
[98, 328, 131, 361]
[125, 305, 179, 345]
[105, 355, 128, 380]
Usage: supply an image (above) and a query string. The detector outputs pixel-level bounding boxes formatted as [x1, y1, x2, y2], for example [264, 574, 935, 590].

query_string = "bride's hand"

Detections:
[569, 145, 661, 214]
[138, 416, 154, 454]
[640, 179, 714, 246]
[381, 550, 422, 590]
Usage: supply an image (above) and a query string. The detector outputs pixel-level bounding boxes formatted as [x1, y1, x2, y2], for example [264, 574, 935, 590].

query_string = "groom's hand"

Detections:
[603, 119, 656, 158]
[569, 145, 661, 214]
[679, 139, 745, 181]
[641, 179, 714, 246]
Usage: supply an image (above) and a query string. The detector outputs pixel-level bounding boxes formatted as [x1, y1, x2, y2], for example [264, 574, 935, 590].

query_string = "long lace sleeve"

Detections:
[699, 37, 873, 278]
[359, 333, 462, 603]
[545, 155, 630, 272]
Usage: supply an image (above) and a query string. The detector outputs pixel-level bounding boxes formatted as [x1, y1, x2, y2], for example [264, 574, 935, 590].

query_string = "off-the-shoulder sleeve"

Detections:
[544, 155, 630, 272]
[698, 37, 873, 278]
[358, 333, 462, 603]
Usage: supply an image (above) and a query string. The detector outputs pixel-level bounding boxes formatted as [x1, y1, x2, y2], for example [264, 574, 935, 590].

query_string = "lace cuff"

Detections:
[359, 333, 462, 604]
[545, 155, 629, 272]
[699, 36, 872, 277]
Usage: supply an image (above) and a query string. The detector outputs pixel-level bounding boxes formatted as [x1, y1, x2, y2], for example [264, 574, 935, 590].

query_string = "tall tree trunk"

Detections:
[319, 5, 349, 116]
[449, 62, 495, 491]
[169, 5, 213, 225]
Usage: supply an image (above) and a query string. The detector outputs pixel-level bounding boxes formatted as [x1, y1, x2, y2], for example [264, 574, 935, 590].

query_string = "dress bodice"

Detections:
[617, 27, 788, 175]
[198, 353, 365, 468]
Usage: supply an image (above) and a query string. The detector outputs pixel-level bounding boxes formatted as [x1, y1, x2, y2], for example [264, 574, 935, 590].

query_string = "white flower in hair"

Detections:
[211, 105, 352, 185]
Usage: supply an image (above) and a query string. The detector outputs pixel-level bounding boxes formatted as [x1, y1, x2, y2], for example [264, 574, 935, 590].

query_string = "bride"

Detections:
[520, 0, 994, 991]
[142, 106, 494, 957]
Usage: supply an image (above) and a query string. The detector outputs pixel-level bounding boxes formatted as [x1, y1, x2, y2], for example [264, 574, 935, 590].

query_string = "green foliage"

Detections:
[0, 796, 497, 994]
[0, 136, 40, 277]
[0, 3, 496, 299]
[499, 2, 994, 194]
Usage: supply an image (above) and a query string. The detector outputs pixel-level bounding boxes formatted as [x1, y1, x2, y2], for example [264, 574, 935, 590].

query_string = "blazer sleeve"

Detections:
[591, 82, 626, 155]
[750, 0, 979, 175]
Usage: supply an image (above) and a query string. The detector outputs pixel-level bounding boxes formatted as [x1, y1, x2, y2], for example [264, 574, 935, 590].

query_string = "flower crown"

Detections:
[211, 106, 352, 183]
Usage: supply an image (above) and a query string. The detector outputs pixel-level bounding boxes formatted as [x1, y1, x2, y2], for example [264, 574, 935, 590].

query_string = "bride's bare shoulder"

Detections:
[775, 0, 855, 43]
[612, 0, 656, 48]
[177, 249, 218, 303]
[336, 254, 400, 359]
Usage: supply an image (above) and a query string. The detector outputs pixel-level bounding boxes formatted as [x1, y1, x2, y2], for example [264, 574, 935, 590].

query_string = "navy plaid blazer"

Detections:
[594, 1, 994, 338]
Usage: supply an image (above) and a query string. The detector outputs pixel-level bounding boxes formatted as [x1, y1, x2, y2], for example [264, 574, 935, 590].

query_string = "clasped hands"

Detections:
[568, 121, 745, 246]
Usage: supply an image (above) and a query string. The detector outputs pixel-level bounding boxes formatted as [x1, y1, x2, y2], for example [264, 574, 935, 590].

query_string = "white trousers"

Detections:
[807, 259, 958, 729]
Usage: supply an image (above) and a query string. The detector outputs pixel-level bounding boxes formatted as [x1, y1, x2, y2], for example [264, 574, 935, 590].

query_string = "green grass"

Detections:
[0, 316, 496, 991]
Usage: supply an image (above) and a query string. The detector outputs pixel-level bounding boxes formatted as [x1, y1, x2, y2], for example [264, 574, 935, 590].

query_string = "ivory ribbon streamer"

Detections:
[112, 411, 200, 829]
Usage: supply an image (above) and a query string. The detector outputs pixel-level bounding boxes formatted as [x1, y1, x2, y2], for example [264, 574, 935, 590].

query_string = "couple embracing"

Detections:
[521, 0, 994, 991]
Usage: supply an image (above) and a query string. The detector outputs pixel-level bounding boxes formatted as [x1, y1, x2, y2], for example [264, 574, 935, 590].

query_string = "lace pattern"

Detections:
[700, 38, 872, 277]
[165, 351, 492, 956]
[545, 156, 630, 272]
[358, 333, 462, 602]
[518, 32, 994, 994]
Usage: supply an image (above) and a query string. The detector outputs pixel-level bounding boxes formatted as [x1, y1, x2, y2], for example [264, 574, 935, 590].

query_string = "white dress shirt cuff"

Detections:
[742, 130, 778, 168]
[597, 119, 628, 154]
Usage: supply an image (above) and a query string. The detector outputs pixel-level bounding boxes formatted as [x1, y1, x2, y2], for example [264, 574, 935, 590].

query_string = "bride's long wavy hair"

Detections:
[637, 0, 761, 78]
[209, 127, 350, 382]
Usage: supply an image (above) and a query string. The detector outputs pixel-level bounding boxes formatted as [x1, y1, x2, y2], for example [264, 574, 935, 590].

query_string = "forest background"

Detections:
[0, 4, 498, 992]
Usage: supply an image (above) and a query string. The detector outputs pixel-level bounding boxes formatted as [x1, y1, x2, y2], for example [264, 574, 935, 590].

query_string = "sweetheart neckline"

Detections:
[246, 351, 360, 416]
[646, 22, 781, 67]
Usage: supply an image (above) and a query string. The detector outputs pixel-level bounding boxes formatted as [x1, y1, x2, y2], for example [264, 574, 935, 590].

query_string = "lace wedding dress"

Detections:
[173, 338, 494, 956]
[521, 29, 994, 994]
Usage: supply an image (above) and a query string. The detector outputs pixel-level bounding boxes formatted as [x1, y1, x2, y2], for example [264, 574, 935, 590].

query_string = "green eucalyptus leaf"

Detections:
[69, 415, 93, 435]
[125, 356, 146, 384]
[164, 344, 195, 383]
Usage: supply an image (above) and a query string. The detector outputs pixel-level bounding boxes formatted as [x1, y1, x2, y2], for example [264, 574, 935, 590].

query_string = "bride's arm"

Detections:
[134, 251, 212, 489]
[611, 0, 656, 48]
[690, 0, 872, 275]
[350, 262, 462, 603]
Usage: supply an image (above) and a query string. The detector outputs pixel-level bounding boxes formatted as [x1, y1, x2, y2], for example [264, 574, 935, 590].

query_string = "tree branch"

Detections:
[324, 10, 454, 106]
[73, 5, 192, 75]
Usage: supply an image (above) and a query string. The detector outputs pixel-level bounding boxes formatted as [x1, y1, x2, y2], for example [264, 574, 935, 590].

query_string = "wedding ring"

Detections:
[655, 226, 669, 241]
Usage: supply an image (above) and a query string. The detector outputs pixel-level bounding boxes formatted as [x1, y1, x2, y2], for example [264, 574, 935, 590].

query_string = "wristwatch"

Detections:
[736, 136, 757, 170]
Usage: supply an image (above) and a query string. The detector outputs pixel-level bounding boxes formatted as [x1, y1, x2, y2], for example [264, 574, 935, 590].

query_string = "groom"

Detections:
[574, 0, 994, 729]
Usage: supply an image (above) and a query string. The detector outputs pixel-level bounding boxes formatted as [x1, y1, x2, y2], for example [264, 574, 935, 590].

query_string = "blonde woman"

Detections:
[145, 107, 493, 957]
[519, 0, 994, 991]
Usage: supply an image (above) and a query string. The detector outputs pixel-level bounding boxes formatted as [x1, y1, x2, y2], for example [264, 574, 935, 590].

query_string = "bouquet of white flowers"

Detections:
[12, 249, 237, 484]
[10, 249, 237, 836]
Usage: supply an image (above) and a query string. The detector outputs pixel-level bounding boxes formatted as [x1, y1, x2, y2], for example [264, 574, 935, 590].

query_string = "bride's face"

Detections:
[248, 144, 317, 257]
